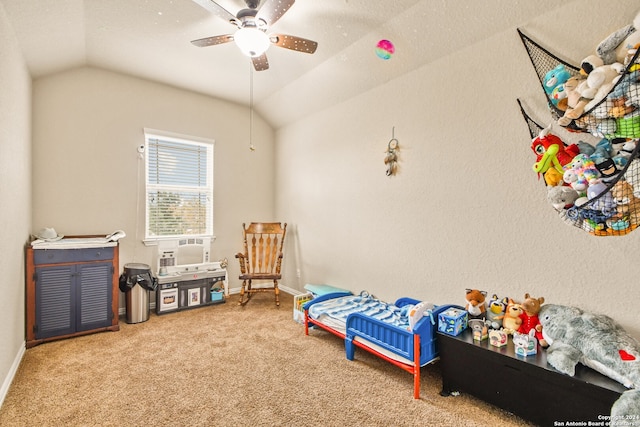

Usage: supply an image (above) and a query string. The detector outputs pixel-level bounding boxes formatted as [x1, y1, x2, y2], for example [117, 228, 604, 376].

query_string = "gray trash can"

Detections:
[119, 263, 156, 324]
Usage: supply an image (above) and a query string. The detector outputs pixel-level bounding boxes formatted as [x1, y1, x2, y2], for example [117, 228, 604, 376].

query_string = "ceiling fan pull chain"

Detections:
[249, 62, 256, 152]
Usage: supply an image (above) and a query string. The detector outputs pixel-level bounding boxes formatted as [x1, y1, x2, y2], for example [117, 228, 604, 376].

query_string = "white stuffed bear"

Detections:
[580, 55, 624, 112]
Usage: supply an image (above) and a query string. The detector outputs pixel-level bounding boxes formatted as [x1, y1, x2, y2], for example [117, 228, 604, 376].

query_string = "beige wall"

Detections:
[0, 1, 31, 404]
[32, 67, 276, 297]
[275, 0, 640, 340]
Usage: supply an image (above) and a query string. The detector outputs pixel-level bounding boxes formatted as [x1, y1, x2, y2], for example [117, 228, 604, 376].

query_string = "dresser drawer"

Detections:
[33, 247, 114, 265]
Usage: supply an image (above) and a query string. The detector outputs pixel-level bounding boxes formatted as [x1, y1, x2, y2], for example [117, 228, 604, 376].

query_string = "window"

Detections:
[144, 129, 214, 240]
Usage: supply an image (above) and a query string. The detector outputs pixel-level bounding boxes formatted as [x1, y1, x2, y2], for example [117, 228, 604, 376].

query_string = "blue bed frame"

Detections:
[303, 292, 462, 399]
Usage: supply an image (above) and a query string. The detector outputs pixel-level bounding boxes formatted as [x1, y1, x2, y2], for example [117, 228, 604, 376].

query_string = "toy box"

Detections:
[438, 307, 468, 336]
[293, 292, 314, 323]
[513, 330, 538, 356]
[210, 290, 224, 302]
[489, 329, 508, 347]
[469, 318, 488, 341]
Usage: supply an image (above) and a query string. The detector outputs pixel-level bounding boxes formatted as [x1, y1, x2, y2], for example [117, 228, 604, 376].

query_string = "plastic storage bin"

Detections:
[293, 292, 314, 323]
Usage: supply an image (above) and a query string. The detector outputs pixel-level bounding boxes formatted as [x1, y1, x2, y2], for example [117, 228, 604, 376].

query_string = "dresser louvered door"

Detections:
[76, 262, 113, 332]
[35, 265, 75, 339]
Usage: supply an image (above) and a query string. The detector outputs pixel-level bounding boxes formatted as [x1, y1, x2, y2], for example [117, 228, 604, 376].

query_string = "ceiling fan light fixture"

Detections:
[234, 27, 270, 57]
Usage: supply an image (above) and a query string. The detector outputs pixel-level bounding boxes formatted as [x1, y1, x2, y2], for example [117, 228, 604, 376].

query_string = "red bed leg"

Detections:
[413, 334, 420, 399]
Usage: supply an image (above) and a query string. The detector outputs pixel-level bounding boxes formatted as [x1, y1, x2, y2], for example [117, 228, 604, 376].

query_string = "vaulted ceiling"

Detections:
[3, 0, 566, 128]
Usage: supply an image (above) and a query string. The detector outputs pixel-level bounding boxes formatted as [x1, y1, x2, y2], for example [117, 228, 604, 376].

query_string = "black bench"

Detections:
[437, 329, 627, 426]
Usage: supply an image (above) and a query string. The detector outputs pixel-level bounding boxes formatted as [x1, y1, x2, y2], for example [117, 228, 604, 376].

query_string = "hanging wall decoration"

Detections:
[384, 127, 399, 176]
[517, 14, 640, 236]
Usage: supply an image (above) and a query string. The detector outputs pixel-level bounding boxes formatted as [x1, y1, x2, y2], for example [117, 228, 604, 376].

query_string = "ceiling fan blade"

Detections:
[256, 0, 295, 26]
[252, 54, 269, 71]
[191, 0, 237, 24]
[271, 34, 317, 54]
[191, 34, 234, 47]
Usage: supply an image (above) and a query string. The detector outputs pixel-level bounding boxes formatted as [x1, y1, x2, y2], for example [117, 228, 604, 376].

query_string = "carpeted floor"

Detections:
[0, 292, 534, 426]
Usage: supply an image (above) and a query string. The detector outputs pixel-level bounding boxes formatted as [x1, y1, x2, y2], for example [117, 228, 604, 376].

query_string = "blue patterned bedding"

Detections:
[304, 291, 463, 399]
[307, 291, 414, 332]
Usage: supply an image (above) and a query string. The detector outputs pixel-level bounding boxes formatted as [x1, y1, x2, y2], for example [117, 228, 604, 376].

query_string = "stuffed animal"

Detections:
[611, 180, 640, 226]
[596, 158, 621, 183]
[549, 187, 585, 228]
[607, 70, 640, 118]
[485, 294, 508, 330]
[465, 289, 487, 319]
[615, 139, 637, 160]
[600, 137, 634, 176]
[613, 110, 640, 139]
[551, 85, 569, 110]
[589, 137, 613, 164]
[580, 55, 624, 112]
[557, 77, 585, 122]
[517, 293, 547, 347]
[502, 299, 523, 335]
[544, 167, 565, 187]
[562, 154, 600, 194]
[547, 185, 580, 210]
[561, 57, 624, 136]
[596, 10, 640, 66]
[543, 64, 572, 106]
[586, 180, 616, 214]
[558, 76, 592, 126]
[539, 304, 640, 424]
[531, 126, 579, 179]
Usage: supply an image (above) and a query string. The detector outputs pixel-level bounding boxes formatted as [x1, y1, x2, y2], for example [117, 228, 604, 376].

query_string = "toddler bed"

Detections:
[303, 291, 461, 399]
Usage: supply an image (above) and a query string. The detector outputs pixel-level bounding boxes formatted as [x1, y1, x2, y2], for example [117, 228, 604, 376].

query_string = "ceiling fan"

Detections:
[191, 0, 318, 71]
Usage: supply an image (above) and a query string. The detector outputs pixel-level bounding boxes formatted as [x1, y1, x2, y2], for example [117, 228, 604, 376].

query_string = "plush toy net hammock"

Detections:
[519, 29, 640, 138]
[518, 29, 640, 236]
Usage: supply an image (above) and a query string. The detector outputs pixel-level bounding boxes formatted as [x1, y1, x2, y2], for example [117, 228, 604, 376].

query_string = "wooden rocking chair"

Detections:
[235, 222, 287, 306]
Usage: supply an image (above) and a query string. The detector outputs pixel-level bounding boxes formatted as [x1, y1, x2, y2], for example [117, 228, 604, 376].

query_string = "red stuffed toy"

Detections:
[531, 126, 579, 185]
[518, 293, 548, 347]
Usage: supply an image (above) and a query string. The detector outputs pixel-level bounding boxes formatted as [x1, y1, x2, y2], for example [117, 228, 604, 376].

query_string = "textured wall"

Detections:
[32, 67, 276, 301]
[276, 0, 640, 339]
[0, 0, 31, 405]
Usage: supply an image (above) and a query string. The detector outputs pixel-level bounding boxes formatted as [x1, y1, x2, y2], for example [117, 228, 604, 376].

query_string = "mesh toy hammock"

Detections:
[518, 29, 640, 139]
[518, 97, 640, 236]
[517, 29, 640, 236]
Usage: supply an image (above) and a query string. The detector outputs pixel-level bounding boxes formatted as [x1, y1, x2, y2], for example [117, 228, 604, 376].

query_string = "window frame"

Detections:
[143, 128, 214, 242]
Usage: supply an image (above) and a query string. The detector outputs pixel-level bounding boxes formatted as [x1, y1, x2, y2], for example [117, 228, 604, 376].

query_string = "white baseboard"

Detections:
[227, 284, 300, 296]
[0, 342, 25, 409]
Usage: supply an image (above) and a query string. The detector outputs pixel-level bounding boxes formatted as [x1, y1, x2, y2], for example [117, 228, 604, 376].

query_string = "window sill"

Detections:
[142, 236, 216, 247]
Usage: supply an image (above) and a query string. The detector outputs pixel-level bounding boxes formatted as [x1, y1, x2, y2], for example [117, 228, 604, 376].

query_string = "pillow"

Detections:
[303, 283, 351, 296]
[408, 301, 435, 330]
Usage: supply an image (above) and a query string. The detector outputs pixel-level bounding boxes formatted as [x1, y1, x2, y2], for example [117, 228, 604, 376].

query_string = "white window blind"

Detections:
[144, 130, 214, 239]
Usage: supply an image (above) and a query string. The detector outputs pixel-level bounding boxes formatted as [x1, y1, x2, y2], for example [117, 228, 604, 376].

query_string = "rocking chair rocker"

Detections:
[235, 222, 287, 306]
